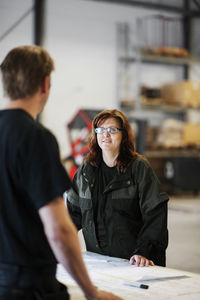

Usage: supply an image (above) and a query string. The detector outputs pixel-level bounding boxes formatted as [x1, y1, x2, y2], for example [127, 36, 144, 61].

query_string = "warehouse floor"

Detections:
[167, 195, 200, 274]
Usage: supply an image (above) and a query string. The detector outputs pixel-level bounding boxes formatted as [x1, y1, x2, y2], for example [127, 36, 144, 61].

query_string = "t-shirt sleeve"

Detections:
[17, 126, 71, 210]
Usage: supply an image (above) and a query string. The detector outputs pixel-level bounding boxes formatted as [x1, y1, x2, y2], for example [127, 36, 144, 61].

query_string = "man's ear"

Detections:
[41, 76, 50, 94]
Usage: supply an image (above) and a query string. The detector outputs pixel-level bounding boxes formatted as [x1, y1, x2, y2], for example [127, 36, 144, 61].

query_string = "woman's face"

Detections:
[96, 117, 122, 155]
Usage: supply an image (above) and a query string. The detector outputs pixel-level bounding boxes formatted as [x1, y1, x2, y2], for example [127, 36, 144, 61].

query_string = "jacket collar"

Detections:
[81, 162, 134, 193]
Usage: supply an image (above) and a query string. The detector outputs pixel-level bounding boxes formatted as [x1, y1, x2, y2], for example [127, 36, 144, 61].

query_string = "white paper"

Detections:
[56, 252, 200, 300]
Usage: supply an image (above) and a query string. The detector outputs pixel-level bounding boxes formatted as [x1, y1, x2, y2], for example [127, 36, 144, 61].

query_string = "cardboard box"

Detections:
[162, 81, 200, 107]
[183, 123, 200, 146]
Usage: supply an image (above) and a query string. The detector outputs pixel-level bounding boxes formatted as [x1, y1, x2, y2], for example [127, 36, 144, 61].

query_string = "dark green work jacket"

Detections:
[67, 156, 169, 266]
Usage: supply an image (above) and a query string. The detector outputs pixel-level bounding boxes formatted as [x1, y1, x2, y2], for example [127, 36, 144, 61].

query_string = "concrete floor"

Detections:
[167, 195, 200, 274]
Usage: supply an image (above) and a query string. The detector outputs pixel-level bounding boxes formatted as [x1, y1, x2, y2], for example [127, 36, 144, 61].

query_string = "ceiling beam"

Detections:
[89, 0, 200, 17]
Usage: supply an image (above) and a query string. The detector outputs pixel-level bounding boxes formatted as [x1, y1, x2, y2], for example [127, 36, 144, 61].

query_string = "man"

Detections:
[0, 46, 123, 300]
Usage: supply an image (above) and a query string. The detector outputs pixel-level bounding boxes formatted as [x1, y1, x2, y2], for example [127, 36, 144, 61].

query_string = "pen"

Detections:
[97, 271, 149, 289]
[124, 281, 149, 289]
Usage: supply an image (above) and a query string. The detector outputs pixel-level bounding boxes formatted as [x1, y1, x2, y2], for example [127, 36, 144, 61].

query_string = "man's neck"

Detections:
[5, 94, 41, 119]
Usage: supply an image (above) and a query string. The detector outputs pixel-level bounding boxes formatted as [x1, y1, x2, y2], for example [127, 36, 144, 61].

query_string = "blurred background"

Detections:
[1, 0, 200, 274]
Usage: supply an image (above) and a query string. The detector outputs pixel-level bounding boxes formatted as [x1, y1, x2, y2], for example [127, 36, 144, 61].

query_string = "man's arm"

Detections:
[39, 197, 123, 300]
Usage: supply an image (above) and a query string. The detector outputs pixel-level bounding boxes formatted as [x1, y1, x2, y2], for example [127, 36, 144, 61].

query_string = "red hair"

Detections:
[84, 109, 138, 172]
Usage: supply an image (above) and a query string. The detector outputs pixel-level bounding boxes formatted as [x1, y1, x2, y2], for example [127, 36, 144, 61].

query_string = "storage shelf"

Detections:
[145, 149, 200, 158]
[121, 103, 189, 114]
[119, 54, 197, 66]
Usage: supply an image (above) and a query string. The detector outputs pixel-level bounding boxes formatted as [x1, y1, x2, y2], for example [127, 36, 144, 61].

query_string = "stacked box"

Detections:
[183, 123, 200, 146]
[161, 81, 200, 108]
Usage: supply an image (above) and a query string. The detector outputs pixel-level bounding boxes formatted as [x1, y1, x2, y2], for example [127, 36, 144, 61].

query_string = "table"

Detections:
[56, 252, 200, 300]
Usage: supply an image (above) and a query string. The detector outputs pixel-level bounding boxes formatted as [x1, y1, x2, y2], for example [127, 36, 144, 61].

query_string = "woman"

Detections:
[66, 109, 169, 267]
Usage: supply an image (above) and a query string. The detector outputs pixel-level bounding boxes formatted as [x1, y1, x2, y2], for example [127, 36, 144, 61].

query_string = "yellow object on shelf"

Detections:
[183, 123, 200, 146]
[162, 81, 200, 108]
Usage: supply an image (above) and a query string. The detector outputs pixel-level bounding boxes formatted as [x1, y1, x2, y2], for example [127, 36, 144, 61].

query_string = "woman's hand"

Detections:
[129, 255, 155, 267]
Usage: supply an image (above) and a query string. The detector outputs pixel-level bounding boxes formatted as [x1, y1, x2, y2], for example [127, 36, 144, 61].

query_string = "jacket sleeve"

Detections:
[132, 158, 169, 262]
[66, 169, 82, 231]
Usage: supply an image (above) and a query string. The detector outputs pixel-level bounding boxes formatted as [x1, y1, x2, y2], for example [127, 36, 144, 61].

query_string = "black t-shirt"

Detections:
[0, 109, 71, 267]
[94, 161, 117, 249]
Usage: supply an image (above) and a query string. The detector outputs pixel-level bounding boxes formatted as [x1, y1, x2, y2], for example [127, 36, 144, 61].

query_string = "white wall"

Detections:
[1, 0, 199, 158]
[0, 0, 33, 56]
[0, 0, 33, 108]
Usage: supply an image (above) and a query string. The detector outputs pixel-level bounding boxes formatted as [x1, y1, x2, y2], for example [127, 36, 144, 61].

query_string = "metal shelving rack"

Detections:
[116, 18, 193, 110]
[115, 1, 200, 161]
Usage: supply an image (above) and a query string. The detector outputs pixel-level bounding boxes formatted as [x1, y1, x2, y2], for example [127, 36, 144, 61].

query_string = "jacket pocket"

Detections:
[112, 185, 136, 200]
[111, 185, 139, 213]
[79, 197, 92, 211]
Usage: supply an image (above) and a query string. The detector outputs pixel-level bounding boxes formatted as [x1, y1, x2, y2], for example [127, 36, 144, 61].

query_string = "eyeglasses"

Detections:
[95, 127, 123, 134]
